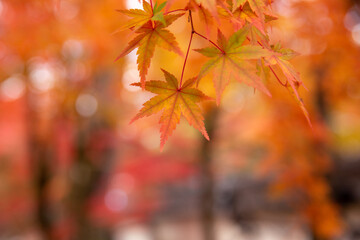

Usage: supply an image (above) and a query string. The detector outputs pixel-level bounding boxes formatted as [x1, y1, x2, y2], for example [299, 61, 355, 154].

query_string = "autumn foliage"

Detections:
[117, 0, 310, 150]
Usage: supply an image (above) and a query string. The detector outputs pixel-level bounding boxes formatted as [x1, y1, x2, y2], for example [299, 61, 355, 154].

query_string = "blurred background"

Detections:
[0, 0, 360, 239]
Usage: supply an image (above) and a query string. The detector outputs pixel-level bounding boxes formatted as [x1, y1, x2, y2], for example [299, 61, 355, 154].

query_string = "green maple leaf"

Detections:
[195, 27, 273, 104]
[117, 1, 168, 32]
[131, 69, 212, 151]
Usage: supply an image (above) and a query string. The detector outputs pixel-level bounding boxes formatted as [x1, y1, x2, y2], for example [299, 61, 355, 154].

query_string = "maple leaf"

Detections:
[262, 43, 312, 126]
[117, 14, 184, 88]
[232, 0, 268, 37]
[195, 27, 273, 104]
[117, 0, 167, 32]
[232, 0, 246, 10]
[277, 58, 311, 126]
[131, 69, 211, 151]
[194, 0, 218, 19]
[222, 3, 275, 43]
[285, 81, 312, 127]
[237, 3, 276, 32]
[233, 0, 266, 18]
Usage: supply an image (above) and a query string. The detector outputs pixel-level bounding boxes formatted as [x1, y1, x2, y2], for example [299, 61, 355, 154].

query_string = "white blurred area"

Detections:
[126, 0, 143, 9]
[29, 64, 57, 92]
[115, 226, 152, 240]
[113, 218, 309, 240]
[344, 5, 360, 46]
[62, 39, 84, 60]
[0, 75, 25, 101]
[0, 0, 3, 17]
[54, 0, 79, 21]
[75, 93, 98, 117]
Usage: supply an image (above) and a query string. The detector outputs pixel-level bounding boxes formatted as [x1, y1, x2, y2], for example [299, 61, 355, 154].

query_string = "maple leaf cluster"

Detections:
[117, 0, 310, 150]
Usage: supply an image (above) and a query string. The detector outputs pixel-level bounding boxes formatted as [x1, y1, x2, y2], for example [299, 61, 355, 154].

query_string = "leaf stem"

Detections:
[165, 9, 187, 15]
[248, 37, 288, 86]
[193, 31, 224, 53]
[269, 66, 288, 86]
[180, 10, 195, 88]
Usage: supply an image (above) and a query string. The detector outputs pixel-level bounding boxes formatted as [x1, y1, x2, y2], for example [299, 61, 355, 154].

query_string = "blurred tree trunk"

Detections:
[199, 106, 218, 240]
[29, 100, 114, 239]
[32, 138, 52, 240]
[67, 125, 114, 240]
[26, 89, 53, 240]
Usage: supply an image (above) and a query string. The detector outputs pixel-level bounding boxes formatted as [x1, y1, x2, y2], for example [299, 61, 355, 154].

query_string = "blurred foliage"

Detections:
[0, 0, 360, 240]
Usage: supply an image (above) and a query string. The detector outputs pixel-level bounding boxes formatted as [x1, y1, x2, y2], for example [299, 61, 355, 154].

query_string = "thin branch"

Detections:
[180, 10, 195, 88]
[189, 9, 195, 32]
[180, 9, 226, 87]
[194, 31, 224, 53]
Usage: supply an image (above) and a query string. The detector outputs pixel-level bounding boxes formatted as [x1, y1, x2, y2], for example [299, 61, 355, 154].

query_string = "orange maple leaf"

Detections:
[233, 0, 266, 18]
[263, 43, 312, 126]
[117, 14, 184, 88]
[131, 69, 212, 151]
[194, 0, 218, 19]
